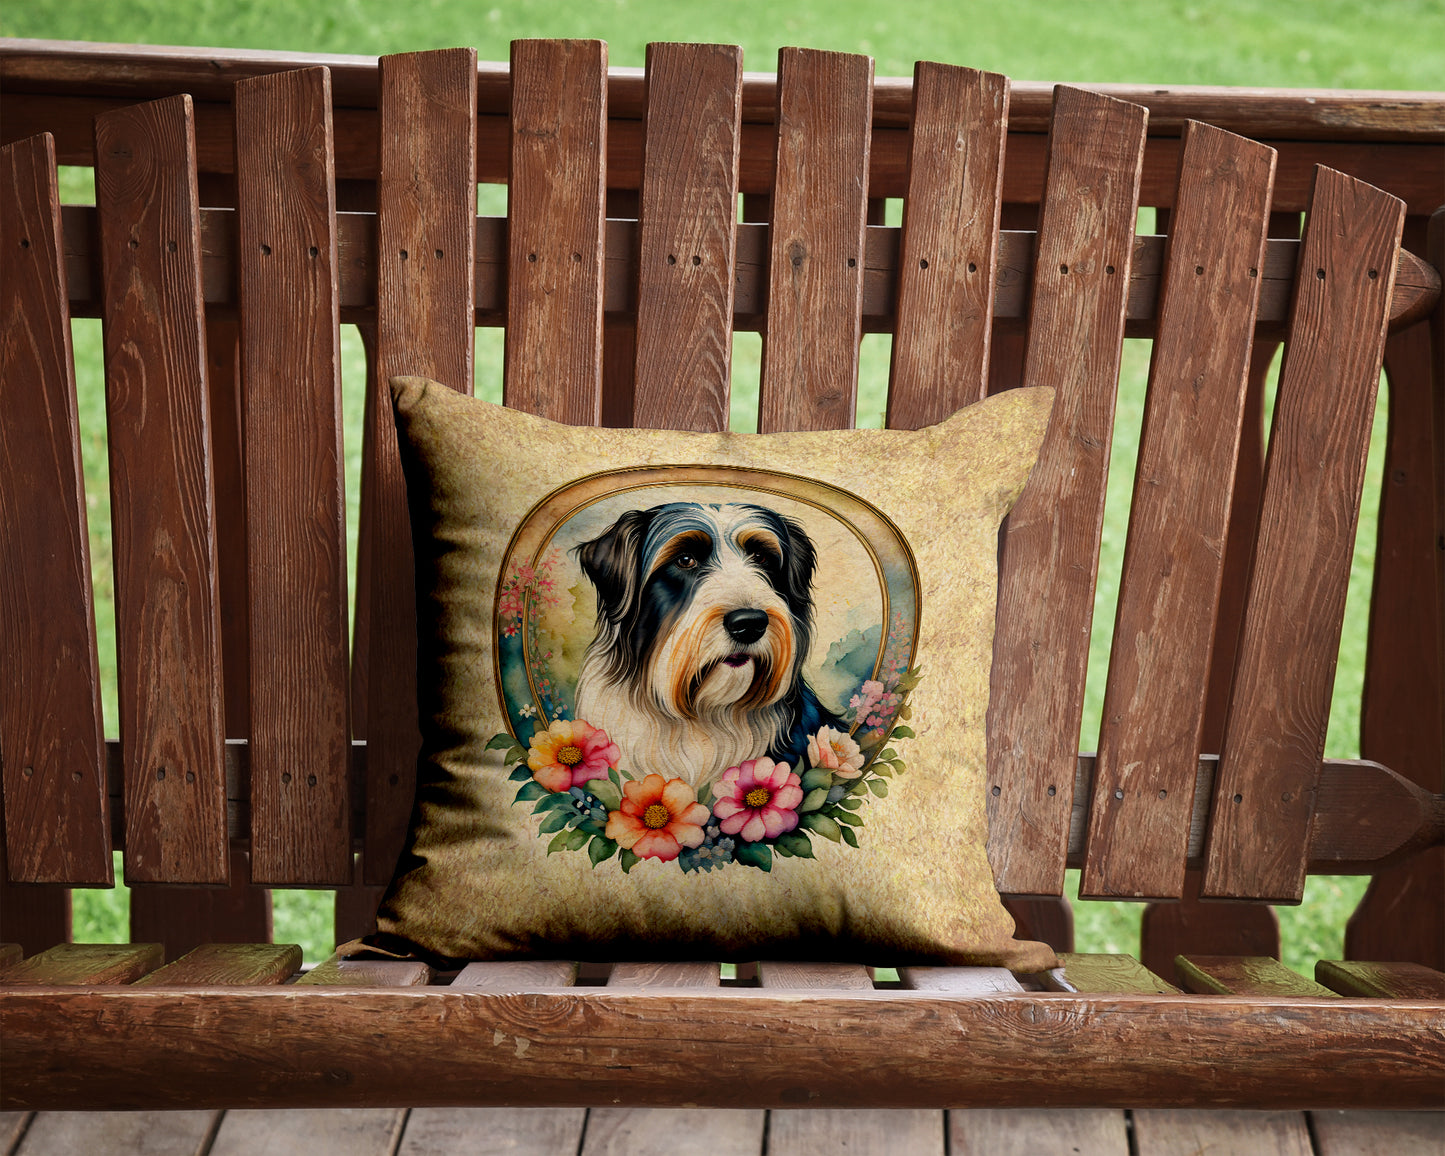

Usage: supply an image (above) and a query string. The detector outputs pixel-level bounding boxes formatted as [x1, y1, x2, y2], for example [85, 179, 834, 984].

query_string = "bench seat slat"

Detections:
[297, 953, 432, 987]
[362, 48, 478, 887]
[758, 48, 874, 434]
[1045, 953, 1181, 994]
[887, 63, 1008, 426]
[1316, 959, 1445, 999]
[631, 42, 742, 433]
[131, 942, 301, 986]
[129, 846, 271, 960]
[0, 133, 111, 886]
[1175, 955, 1337, 997]
[93, 95, 230, 886]
[987, 87, 1148, 897]
[1083, 122, 1276, 901]
[0, 942, 162, 985]
[234, 67, 352, 886]
[898, 967, 1024, 993]
[1204, 167, 1407, 903]
[757, 961, 872, 990]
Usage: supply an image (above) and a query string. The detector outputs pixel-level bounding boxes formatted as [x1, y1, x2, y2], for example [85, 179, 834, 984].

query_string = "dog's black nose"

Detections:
[723, 608, 769, 645]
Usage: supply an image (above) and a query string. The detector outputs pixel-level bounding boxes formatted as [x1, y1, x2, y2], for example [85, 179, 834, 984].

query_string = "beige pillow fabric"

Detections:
[373, 376, 1057, 971]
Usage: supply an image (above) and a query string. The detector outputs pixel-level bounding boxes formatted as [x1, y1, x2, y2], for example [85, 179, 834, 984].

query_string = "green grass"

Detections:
[23, 0, 1434, 969]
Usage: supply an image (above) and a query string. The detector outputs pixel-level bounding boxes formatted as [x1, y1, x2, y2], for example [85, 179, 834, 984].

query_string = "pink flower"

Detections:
[527, 718, 619, 792]
[605, 774, 710, 862]
[806, 726, 866, 779]
[712, 757, 803, 842]
[849, 678, 886, 716]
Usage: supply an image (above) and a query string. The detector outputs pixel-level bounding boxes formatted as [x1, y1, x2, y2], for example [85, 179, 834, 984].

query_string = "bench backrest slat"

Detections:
[986, 87, 1149, 896]
[234, 67, 352, 885]
[1081, 121, 1277, 901]
[93, 94, 229, 884]
[504, 39, 608, 424]
[1204, 166, 1406, 904]
[887, 63, 1008, 428]
[361, 48, 478, 885]
[631, 42, 743, 433]
[0, 132, 111, 885]
[757, 48, 874, 434]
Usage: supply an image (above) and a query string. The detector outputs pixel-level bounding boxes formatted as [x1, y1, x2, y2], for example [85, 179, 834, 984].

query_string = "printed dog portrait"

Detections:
[573, 501, 845, 791]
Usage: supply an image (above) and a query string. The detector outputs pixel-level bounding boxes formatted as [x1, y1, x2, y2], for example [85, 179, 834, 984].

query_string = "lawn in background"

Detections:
[23, 0, 1435, 967]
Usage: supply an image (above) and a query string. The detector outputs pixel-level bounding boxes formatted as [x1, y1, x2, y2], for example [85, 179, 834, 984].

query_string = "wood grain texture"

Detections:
[129, 846, 271, 961]
[1348, 852, 1445, 972]
[233, 67, 352, 885]
[887, 64, 1009, 427]
[582, 1109, 763, 1156]
[758, 961, 873, 990]
[451, 960, 579, 988]
[0, 133, 111, 885]
[950, 1109, 1128, 1156]
[1048, 953, 1181, 994]
[1204, 167, 1407, 902]
[757, 48, 873, 434]
[93, 95, 228, 885]
[208, 1109, 405, 1156]
[504, 39, 607, 424]
[898, 967, 1024, 993]
[1, 1112, 31, 1154]
[769, 1110, 943, 1156]
[0, 942, 162, 985]
[986, 87, 1148, 896]
[1139, 870, 1281, 981]
[13, 1110, 219, 1156]
[631, 43, 742, 433]
[399, 1108, 588, 1156]
[3, 988, 1443, 1110]
[0, 945, 20, 967]
[1310, 1110, 1445, 1156]
[1083, 123, 1275, 900]
[1316, 960, 1445, 999]
[333, 847, 384, 946]
[609, 962, 720, 988]
[1176, 955, 1336, 997]
[0, 870, 69, 957]
[132, 942, 300, 986]
[1132, 1110, 1313, 1156]
[362, 48, 478, 887]
[297, 955, 432, 987]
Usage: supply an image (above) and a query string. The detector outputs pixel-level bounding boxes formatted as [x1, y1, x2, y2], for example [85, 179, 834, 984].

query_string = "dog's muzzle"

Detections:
[723, 608, 769, 646]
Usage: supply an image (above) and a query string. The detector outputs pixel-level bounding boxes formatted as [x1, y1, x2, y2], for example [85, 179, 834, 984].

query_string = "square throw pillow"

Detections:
[369, 376, 1057, 972]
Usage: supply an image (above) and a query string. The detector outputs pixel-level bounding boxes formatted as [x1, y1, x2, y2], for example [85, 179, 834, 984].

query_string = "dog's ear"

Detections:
[576, 508, 656, 622]
[778, 513, 817, 610]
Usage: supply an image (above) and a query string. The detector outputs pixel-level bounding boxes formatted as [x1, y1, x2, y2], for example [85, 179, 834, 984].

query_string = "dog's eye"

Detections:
[675, 554, 698, 571]
[746, 546, 779, 570]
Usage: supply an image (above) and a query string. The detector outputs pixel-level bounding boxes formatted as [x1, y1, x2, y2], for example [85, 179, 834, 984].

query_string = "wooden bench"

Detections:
[1, 37, 1443, 1119]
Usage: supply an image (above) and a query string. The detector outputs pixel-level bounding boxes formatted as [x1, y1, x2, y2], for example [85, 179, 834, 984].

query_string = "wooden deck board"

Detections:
[14, 1111, 218, 1156]
[1132, 1109, 1314, 1155]
[951, 1109, 1128, 1155]
[208, 1109, 404, 1156]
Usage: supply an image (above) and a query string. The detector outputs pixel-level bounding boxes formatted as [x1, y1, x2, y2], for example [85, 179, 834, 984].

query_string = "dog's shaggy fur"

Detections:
[573, 501, 843, 791]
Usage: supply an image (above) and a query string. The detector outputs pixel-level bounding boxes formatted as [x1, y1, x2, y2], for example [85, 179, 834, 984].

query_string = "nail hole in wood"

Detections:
[919, 258, 929, 269]
[22, 766, 33, 778]
[282, 772, 292, 784]
[71, 771, 82, 782]
[260, 244, 271, 256]
[1046, 785, 1056, 797]
[435, 249, 444, 260]
[1233, 793, 1243, 803]
[308, 246, 319, 258]
[1113, 788, 1124, 800]
[692, 255, 701, 266]
[1158, 789, 1167, 799]
[19, 238, 30, 249]
[308, 774, 318, 786]
[1368, 268, 1378, 279]
[1315, 268, 1325, 280]
[991, 785, 1001, 797]
[1059, 263, 1069, 274]
[1105, 265, 1115, 275]
[528, 253, 537, 263]
[847, 257, 857, 268]
[186, 771, 195, 783]
[167, 240, 177, 253]
[1249, 268, 1258, 277]
[668, 254, 677, 265]
[400, 249, 409, 260]
[129, 239, 139, 250]
[156, 768, 166, 781]
[1194, 265, 1204, 275]
[572, 252, 582, 262]
[967, 261, 977, 273]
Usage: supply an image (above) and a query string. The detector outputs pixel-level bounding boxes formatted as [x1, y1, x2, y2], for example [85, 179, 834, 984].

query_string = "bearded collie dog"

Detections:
[573, 501, 844, 791]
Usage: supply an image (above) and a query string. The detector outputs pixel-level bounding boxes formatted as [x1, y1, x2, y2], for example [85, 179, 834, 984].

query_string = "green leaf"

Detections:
[848, 778, 872, 796]
[508, 764, 533, 783]
[562, 827, 591, 852]
[588, 836, 617, 866]
[897, 704, 912, 721]
[775, 832, 814, 859]
[608, 767, 623, 791]
[504, 745, 528, 766]
[799, 787, 829, 813]
[867, 778, 889, 798]
[890, 725, 916, 740]
[485, 733, 517, 751]
[872, 764, 893, 778]
[620, 848, 639, 874]
[800, 767, 834, 792]
[589, 780, 621, 812]
[695, 781, 714, 808]
[733, 842, 772, 872]
[837, 796, 864, 811]
[575, 819, 606, 837]
[800, 813, 843, 842]
[537, 809, 572, 834]
[832, 809, 863, 827]
[890, 759, 907, 775]
[896, 666, 924, 692]
[840, 825, 860, 848]
[878, 748, 897, 762]
[546, 830, 572, 855]
[773, 841, 794, 857]
[513, 780, 549, 804]
[534, 791, 574, 812]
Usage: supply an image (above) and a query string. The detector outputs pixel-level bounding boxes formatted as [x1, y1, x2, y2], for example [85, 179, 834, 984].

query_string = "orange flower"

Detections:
[605, 774, 710, 862]
[528, 718, 619, 792]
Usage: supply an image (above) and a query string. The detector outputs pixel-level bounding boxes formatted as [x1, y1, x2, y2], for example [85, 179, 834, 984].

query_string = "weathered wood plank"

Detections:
[1132, 1110, 1313, 1156]
[1204, 167, 1406, 902]
[769, 1110, 943, 1156]
[1, 1112, 31, 1153]
[362, 48, 478, 888]
[888, 63, 1008, 426]
[399, 1108, 588, 1156]
[0, 133, 110, 885]
[986, 87, 1147, 896]
[950, 1109, 1128, 1155]
[609, 962, 720, 988]
[451, 960, 580, 989]
[0, 876, 69, 959]
[504, 39, 606, 424]
[1309, 1110, 1445, 1156]
[1046, 953, 1181, 994]
[297, 955, 432, 987]
[208, 1109, 405, 1156]
[13, 1110, 219, 1156]
[631, 42, 742, 433]
[233, 67, 352, 886]
[757, 961, 873, 990]
[3, 988, 1442, 1110]
[1083, 122, 1275, 901]
[1139, 870, 1280, 982]
[757, 46, 873, 434]
[898, 967, 1024, 993]
[1175, 955, 1336, 997]
[129, 846, 272, 962]
[0, 945, 20, 968]
[0, 943, 162, 985]
[132, 942, 300, 987]
[580, 1108, 763, 1156]
[93, 94, 229, 886]
[1316, 960, 1445, 999]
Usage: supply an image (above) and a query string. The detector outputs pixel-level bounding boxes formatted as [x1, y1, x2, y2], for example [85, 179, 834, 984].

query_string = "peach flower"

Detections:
[527, 718, 619, 792]
[605, 774, 710, 862]
[806, 726, 866, 779]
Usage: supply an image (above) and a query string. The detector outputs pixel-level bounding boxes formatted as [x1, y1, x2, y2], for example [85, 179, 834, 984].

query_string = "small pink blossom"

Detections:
[807, 726, 866, 779]
[711, 757, 803, 842]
